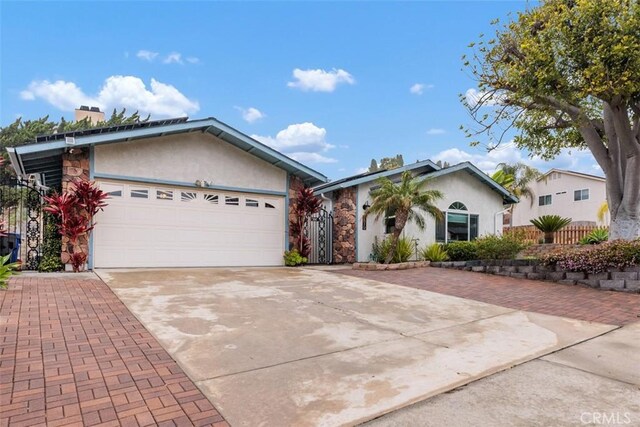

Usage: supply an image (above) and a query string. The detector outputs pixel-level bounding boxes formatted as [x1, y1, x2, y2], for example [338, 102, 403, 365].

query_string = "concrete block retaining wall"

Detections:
[353, 261, 431, 271]
[430, 260, 640, 293]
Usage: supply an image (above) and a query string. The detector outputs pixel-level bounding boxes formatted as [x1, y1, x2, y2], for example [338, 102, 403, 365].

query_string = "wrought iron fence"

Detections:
[0, 177, 46, 270]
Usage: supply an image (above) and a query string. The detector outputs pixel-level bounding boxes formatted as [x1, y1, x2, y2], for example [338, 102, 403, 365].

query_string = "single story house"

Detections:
[7, 113, 327, 269]
[314, 161, 518, 263]
[509, 169, 608, 226]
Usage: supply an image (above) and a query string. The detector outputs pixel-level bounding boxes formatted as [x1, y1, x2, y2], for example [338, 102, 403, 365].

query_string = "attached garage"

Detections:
[93, 181, 285, 267]
[7, 116, 327, 269]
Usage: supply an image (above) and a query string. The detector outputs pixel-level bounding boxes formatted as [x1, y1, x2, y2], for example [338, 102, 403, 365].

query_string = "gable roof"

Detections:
[315, 160, 519, 205]
[6, 117, 328, 187]
[539, 168, 606, 182]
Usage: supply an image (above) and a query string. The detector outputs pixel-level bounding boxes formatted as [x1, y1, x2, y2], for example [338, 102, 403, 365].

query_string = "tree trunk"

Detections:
[609, 207, 640, 240]
[544, 232, 554, 244]
[384, 210, 408, 264]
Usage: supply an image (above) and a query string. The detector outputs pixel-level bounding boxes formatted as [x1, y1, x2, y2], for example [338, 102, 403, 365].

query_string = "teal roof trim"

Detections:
[11, 117, 328, 186]
[314, 159, 440, 194]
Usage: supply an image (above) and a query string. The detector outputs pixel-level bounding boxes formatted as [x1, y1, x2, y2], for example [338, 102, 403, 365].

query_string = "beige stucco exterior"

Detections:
[94, 132, 287, 193]
[356, 170, 506, 262]
[510, 170, 607, 226]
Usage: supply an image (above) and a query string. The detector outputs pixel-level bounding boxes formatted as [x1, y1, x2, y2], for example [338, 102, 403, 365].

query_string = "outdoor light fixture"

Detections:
[362, 202, 371, 211]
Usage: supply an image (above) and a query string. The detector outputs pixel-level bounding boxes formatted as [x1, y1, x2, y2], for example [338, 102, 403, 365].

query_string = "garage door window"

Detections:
[181, 192, 197, 202]
[131, 189, 149, 199]
[225, 196, 239, 206]
[246, 198, 259, 207]
[265, 202, 275, 209]
[204, 194, 218, 204]
[157, 190, 173, 201]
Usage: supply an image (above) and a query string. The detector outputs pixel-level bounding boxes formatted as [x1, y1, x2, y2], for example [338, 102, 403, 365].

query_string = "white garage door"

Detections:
[93, 180, 285, 268]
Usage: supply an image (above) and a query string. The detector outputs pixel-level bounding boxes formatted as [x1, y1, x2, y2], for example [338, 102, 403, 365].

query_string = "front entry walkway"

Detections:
[340, 267, 640, 325]
[0, 275, 227, 427]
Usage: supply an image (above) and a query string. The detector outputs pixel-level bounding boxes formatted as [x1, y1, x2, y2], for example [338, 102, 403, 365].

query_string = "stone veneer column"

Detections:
[288, 175, 306, 250]
[60, 148, 90, 266]
[332, 188, 356, 263]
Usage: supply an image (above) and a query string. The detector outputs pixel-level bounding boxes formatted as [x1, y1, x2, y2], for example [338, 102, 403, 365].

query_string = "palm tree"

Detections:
[365, 171, 443, 264]
[491, 162, 540, 225]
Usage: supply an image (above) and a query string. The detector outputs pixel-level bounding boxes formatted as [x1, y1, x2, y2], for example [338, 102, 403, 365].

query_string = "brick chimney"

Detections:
[75, 105, 105, 123]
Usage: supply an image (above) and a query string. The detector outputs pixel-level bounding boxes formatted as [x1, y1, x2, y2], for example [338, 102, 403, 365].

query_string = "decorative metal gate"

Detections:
[0, 176, 45, 270]
[305, 206, 333, 264]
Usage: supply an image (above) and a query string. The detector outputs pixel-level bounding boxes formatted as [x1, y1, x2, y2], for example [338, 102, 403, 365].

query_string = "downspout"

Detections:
[494, 207, 511, 235]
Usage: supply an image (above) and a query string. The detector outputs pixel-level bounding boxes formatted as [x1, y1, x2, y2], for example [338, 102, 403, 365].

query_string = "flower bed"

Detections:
[353, 261, 430, 271]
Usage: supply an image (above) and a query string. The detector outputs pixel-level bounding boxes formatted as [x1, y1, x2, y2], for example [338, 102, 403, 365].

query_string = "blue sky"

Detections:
[1, 0, 601, 180]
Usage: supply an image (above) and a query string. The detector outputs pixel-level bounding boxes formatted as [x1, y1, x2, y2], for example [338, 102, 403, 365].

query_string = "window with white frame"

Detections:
[435, 202, 478, 243]
[538, 194, 552, 206]
[384, 208, 396, 234]
[574, 189, 589, 201]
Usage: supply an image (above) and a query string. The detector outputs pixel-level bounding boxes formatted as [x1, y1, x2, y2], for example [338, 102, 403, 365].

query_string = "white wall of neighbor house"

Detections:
[356, 170, 506, 262]
[510, 172, 608, 226]
[94, 132, 287, 193]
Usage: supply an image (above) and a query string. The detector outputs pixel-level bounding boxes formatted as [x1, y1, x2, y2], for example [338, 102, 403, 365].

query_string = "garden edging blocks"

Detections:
[430, 260, 640, 293]
[353, 261, 431, 271]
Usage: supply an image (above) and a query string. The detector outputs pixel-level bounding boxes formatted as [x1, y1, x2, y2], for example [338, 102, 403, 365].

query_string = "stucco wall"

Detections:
[511, 172, 607, 226]
[356, 170, 506, 262]
[94, 133, 287, 193]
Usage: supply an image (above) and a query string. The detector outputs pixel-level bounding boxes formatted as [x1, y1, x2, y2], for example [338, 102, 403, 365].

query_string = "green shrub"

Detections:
[0, 253, 20, 289]
[579, 228, 609, 245]
[284, 249, 307, 266]
[421, 243, 450, 262]
[445, 241, 478, 261]
[373, 236, 414, 263]
[475, 233, 528, 260]
[540, 239, 640, 273]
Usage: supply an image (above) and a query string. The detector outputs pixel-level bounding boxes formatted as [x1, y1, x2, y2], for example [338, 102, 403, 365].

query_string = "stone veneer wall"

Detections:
[332, 188, 356, 263]
[288, 175, 306, 250]
[60, 148, 90, 266]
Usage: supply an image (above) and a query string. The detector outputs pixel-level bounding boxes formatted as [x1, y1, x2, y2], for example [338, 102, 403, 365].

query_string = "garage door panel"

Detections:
[94, 180, 285, 268]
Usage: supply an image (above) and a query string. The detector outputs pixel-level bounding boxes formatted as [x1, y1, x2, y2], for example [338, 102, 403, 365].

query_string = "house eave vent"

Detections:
[65, 136, 76, 145]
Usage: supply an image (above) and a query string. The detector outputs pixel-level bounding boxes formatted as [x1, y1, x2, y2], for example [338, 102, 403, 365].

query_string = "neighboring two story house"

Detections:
[509, 169, 608, 226]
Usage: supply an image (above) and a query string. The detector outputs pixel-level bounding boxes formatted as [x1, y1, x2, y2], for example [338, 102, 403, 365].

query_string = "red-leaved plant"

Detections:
[290, 187, 322, 258]
[44, 180, 108, 272]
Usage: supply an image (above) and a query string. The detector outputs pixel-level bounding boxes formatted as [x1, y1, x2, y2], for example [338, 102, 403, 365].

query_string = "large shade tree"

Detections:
[463, 0, 640, 240]
[365, 171, 443, 263]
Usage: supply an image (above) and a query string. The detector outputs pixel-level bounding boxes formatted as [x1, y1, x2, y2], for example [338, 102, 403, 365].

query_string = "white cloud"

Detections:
[431, 142, 601, 176]
[426, 128, 446, 135]
[186, 56, 200, 64]
[287, 68, 355, 92]
[136, 50, 159, 61]
[252, 122, 337, 163]
[163, 52, 183, 64]
[21, 76, 199, 118]
[410, 83, 434, 95]
[235, 106, 265, 123]
[465, 88, 505, 108]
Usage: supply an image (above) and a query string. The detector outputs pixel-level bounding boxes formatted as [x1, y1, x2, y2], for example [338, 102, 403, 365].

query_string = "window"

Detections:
[384, 208, 396, 234]
[265, 202, 275, 209]
[106, 190, 122, 197]
[538, 194, 552, 206]
[181, 192, 197, 202]
[246, 198, 259, 207]
[448, 202, 467, 211]
[204, 194, 219, 204]
[156, 190, 173, 201]
[131, 189, 149, 199]
[435, 209, 478, 243]
[225, 196, 239, 206]
[574, 189, 589, 201]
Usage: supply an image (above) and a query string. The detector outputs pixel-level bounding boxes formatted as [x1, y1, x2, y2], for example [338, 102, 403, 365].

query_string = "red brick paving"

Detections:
[340, 267, 640, 326]
[0, 276, 228, 427]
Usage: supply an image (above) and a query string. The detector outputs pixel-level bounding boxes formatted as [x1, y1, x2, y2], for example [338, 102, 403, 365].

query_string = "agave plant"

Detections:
[530, 215, 572, 244]
[421, 243, 449, 262]
[0, 253, 20, 289]
[579, 228, 609, 245]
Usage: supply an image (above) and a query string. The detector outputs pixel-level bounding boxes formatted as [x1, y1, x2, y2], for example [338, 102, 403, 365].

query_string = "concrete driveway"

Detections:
[97, 267, 615, 427]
